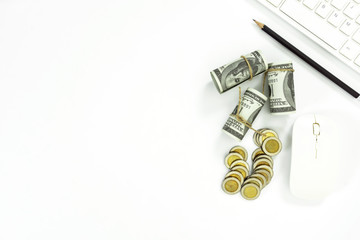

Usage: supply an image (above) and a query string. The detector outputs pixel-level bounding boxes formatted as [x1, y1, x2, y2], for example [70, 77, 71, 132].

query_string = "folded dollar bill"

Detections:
[223, 88, 267, 141]
[267, 62, 296, 114]
[210, 50, 268, 94]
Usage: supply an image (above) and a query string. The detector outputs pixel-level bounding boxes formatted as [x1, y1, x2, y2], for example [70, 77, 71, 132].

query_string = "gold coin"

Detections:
[255, 133, 262, 146]
[229, 159, 250, 171]
[261, 129, 278, 142]
[222, 177, 241, 194]
[254, 157, 274, 168]
[254, 169, 272, 185]
[253, 130, 264, 147]
[225, 170, 244, 184]
[262, 137, 282, 156]
[256, 128, 269, 146]
[253, 132, 258, 146]
[244, 176, 263, 189]
[254, 165, 274, 178]
[253, 158, 273, 169]
[251, 148, 265, 161]
[254, 154, 273, 163]
[251, 173, 267, 187]
[229, 146, 248, 161]
[241, 183, 260, 200]
[224, 153, 243, 168]
[231, 165, 249, 179]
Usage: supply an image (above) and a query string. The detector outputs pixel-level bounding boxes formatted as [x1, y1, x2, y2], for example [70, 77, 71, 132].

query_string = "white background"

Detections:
[0, 0, 360, 239]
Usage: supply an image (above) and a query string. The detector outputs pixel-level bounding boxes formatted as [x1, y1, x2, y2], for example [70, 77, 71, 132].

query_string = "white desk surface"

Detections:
[0, 0, 360, 239]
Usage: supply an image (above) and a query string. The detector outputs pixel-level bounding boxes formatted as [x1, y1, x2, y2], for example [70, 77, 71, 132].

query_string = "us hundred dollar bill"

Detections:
[267, 62, 296, 114]
[210, 50, 268, 94]
[223, 88, 267, 141]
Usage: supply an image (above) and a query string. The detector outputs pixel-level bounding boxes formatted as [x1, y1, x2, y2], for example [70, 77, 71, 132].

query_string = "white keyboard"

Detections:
[257, 0, 360, 74]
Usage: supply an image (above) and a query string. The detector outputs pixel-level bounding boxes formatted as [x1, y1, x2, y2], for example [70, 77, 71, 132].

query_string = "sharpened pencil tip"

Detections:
[253, 19, 264, 29]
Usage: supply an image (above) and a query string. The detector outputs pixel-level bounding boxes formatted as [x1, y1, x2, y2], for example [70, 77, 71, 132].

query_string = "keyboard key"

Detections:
[340, 19, 358, 35]
[303, 0, 320, 9]
[352, 29, 360, 43]
[267, 0, 284, 6]
[354, 54, 360, 66]
[340, 40, 360, 59]
[331, 0, 349, 10]
[281, 0, 347, 49]
[343, 2, 360, 19]
[316, 2, 333, 18]
[328, 11, 346, 27]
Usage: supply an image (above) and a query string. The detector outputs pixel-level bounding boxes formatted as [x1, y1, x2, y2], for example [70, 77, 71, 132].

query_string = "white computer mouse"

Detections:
[290, 114, 341, 201]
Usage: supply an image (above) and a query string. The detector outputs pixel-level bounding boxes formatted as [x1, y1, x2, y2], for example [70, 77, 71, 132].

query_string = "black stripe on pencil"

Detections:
[253, 19, 360, 99]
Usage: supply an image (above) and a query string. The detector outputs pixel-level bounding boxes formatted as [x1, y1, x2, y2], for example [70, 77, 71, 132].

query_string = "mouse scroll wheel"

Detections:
[313, 123, 320, 136]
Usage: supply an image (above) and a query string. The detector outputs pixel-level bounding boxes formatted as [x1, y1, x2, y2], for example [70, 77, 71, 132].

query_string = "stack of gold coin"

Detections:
[253, 128, 278, 147]
[222, 146, 249, 194]
[241, 152, 274, 200]
[239, 130, 281, 200]
[251, 148, 265, 161]
[222, 132, 281, 199]
[252, 154, 274, 186]
[253, 129, 282, 157]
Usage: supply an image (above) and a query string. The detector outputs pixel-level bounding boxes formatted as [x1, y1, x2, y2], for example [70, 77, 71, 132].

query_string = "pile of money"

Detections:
[223, 88, 267, 141]
[211, 50, 291, 200]
[222, 129, 282, 200]
[267, 62, 296, 114]
[210, 51, 268, 94]
[222, 146, 249, 194]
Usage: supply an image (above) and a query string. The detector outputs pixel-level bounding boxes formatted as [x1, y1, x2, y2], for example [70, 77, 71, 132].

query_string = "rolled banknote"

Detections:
[267, 62, 296, 114]
[210, 50, 268, 94]
[223, 88, 267, 141]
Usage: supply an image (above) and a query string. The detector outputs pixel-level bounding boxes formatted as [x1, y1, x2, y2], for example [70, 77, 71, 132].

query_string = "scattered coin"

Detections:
[253, 154, 273, 164]
[251, 173, 267, 187]
[231, 165, 249, 179]
[224, 152, 244, 168]
[262, 136, 282, 156]
[225, 171, 244, 184]
[253, 158, 273, 169]
[251, 148, 265, 161]
[244, 176, 263, 190]
[229, 146, 248, 161]
[229, 159, 250, 171]
[253, 128, 270, 146]
[259, 129, 278, 145]
[254, 169, 272, 185]
[241, 183, 261, 200]
[254, 165, 274, 178]
[222, 177, 241, 194]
